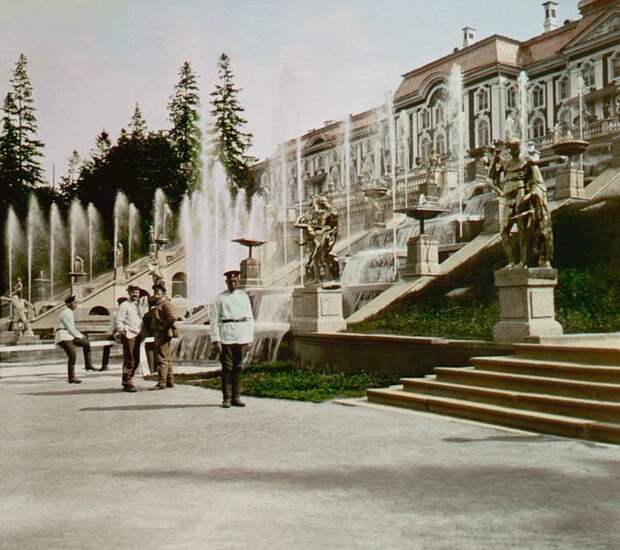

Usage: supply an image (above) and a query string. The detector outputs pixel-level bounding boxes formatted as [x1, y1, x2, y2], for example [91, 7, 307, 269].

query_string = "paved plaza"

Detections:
[1, 360, 619, 550]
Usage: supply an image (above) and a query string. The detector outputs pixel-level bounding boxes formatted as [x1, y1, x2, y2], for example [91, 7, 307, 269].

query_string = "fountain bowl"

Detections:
[552, 140, 589, 158]
[362, 185, 390, 200]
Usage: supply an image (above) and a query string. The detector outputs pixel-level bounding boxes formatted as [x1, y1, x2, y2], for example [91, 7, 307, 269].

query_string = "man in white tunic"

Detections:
[210, 270, 254, 408]
[54, 295, 95, 383]
[115, 285, 147, 392]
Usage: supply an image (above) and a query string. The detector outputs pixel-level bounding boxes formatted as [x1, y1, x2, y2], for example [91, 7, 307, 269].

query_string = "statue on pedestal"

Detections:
[488, 138, 553, 268]
[1, 285, 35, 335]
[148, 252, 164, 286]
[115, 242, 124, 268]
[295, 195, 340, 285]
[74, 256, 85, 274]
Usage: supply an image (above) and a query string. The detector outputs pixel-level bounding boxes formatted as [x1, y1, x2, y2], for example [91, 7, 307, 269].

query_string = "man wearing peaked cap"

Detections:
[150, 279, 178, 390]
[210, 270, 254, 408]
[115, 285, 148, 392]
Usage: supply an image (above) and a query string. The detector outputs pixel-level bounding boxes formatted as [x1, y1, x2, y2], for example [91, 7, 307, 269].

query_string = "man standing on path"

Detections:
[115, 286, 146, 392]
[54, 295, 95, 384]
[210, 270, 254, 408]
[150, 281, 177, 390]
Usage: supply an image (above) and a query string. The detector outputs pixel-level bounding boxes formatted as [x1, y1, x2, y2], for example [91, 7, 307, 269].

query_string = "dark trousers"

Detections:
[121, 335, 142, 386]
[220, 344, 247, 400]
[58, 338, 93, 381]
[155, 336, 174, 387]
[144, 341, 156, 374]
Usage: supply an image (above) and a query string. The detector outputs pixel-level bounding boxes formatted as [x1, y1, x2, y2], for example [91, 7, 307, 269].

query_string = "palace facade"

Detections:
[254, 0, 620, 229]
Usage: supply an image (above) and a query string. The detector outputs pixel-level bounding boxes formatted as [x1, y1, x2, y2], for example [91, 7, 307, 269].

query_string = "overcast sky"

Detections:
[0, 0, 581, 181]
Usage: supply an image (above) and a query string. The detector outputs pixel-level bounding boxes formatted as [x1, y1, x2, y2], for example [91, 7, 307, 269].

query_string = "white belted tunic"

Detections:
[210, 289, 254, 345]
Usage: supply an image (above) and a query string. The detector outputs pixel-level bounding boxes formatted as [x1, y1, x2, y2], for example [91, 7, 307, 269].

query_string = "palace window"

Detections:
[476, 88, 489, 112]
[435, 134, 447, 157]
[420, 137, 432, 162]
[420, 109, 430, 130]
[532, 85, 545, 108]
[476, 118, 490, 147]
[435, 103, 445, 125]
[612, 53, 620, 79]
[532, 117, 546, 139]
[558, 77, 569, 101]
[506, 86, 517, 109]
[581, 63, 595, 89]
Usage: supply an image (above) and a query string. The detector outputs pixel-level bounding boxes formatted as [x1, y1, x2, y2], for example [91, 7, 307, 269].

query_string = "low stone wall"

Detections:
[293, 332, 514, 377]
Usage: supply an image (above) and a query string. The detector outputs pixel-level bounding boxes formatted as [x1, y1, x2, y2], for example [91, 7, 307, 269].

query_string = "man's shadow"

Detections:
[80, 404, 221, 411]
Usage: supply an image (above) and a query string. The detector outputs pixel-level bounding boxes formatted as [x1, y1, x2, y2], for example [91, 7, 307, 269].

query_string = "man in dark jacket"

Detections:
[150, 281, 177, 390]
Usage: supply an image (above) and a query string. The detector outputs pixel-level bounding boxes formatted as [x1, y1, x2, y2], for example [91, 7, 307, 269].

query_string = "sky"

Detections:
[0, 0, 582, 182]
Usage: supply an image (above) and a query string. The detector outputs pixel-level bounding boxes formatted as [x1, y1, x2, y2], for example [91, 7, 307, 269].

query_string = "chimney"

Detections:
[462, 27, 476, 48]
[543, 1, 559, 33]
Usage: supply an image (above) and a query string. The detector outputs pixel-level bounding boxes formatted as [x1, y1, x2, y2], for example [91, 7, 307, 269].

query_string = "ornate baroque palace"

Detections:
[254, 0, 620, 234]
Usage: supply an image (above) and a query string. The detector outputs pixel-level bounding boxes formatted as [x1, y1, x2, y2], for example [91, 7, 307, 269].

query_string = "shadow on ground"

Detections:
[80, 404, 220, 411]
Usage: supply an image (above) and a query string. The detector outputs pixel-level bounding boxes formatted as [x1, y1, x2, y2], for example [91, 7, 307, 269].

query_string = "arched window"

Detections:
[435, 103, 445, 125]
[533, 117, 546, 139]
[476, 88, 489, 112]
[558, 77, 569, 101]
[420, 137, 432, 162]
[506, 86, 517, 109]
[581, 63, 595, 88]
[612, 53, 620, 80]
[476, 118, 490, 147]
[532, 85, 545, 108]
[420, 109, 430, 130]
[172, 272, 188, 298]
[89, 306, 110, 316]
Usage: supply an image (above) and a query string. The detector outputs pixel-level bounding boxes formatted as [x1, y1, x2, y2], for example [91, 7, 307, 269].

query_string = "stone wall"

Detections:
[293, 332, 513, 377]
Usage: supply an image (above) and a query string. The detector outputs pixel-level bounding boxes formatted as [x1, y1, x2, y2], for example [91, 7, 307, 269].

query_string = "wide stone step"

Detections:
[366, 388, 620, 444]
[512, 344, 620, 366]
[402, 378, 620, 423]
[430, 368, 620, 402]
[470, 356, 620, 382]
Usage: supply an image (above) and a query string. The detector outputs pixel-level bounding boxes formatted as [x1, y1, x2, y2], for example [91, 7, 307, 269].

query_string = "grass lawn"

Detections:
[176, 361, 401, 402]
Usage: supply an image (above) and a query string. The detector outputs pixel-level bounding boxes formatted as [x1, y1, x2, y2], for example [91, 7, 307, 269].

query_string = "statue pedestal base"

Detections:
[493, 267, 563, 343]
[401, 235, 440, 279]
[555, 165, 585, 200]
[240, 258, 263, 288]
[0, 331, 40, 345]
[292, 286, 346, 334]
[113, 267, 126, 282]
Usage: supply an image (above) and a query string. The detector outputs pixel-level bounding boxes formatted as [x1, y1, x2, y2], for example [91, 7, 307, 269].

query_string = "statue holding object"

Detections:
[1, 284, 36, 335]
[295, 195, 340, 285]
[148, 252, 164, 286]
[487, 138, 553, 268]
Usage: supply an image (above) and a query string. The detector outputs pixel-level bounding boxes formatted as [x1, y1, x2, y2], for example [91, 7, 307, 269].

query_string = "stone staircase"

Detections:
[367, 343, 620, 444]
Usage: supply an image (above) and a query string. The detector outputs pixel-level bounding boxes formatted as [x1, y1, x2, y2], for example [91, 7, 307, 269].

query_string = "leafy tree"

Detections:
[168, 61, 202, 191]
[8, 53, 45, 187]
[129, 102, 147, 140]
[209, 52, 256, 198]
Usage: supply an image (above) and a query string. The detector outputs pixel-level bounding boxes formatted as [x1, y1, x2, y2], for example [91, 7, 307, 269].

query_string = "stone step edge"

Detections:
[471, 355, 620, 373]
[366, 388, 620, 444]
[513, 343, 620, 355]
[429, 368, 620, 391]
[402, 378, 620, 417]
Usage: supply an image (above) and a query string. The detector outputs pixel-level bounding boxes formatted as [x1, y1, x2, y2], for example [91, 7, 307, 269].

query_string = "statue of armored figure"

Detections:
[295, 195, 340, 285]
[488, 138, 553, 268]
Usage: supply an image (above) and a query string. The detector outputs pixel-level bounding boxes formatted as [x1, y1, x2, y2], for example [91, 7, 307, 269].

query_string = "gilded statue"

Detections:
[488, 138, 553, 268]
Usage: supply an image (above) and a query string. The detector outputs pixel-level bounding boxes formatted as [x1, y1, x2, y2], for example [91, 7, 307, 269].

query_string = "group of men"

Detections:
[54, 270, 255, 409]
[54, 280, 176, 391]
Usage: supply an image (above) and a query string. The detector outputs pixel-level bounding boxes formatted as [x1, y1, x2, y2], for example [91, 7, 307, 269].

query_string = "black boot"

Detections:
[231, 368, 245, 407]
[221, 368, 231, 408]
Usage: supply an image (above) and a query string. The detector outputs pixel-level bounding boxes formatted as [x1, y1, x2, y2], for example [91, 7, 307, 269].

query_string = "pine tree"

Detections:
[58, 150, 81, 201]
[0, 93, 22, 210]
[168, 61, 202, 191]
[209, 52, 255, 197]
[9, 53, 45, 187]
[129, 102, 147, 140]
[90, 130, 111, 168]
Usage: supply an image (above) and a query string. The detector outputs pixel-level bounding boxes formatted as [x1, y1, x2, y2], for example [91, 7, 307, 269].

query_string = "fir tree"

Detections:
[168, 61, 202, 191]
[129, 102, 147, 140]
[0, 93, 22, 209]
[58, 150, 81, 201]
[90, 130, 111, 168]
[9, 53, 45, 187]
[209, 52, 255, 197]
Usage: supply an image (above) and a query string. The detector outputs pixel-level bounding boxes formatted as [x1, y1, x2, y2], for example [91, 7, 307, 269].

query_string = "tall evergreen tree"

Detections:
[0, 93, 22, 210]
[129, 102, 147, 140]
[168, 61, 202, 191]
[90, 130, 111, 168]
[8, 53, 45, 187]
[209, 52, 255, 197]
[58, 150, 81, 201]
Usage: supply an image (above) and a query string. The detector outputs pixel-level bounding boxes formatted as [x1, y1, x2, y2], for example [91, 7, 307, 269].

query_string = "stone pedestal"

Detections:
[401, 235, 440, 279]
[483, 198, 502, 234]
[493, 267, 563, 343]
[555, 164, 585, 200]
[240, 257, 263, 288]
[113, 267, 126, 282]
[292, 286, 346, 333]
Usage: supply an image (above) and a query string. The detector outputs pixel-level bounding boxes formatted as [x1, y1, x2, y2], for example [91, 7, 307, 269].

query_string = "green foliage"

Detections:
[129, 103, 147, 141]
[168, 61, 202, 191]
[209, 53, 256, 199]
[179, 361, 401, 402]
